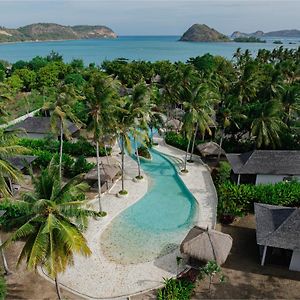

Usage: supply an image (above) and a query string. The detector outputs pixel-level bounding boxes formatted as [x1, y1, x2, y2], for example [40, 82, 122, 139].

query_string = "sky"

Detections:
[0, 0, 299, 36]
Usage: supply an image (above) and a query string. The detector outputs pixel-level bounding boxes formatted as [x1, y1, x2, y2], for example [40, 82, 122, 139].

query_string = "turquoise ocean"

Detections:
[0, 36, 299, 63]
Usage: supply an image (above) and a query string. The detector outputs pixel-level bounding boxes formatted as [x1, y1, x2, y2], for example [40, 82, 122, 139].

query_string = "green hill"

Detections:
[0, 23, 117, 43]
[179, 24, 230, 42]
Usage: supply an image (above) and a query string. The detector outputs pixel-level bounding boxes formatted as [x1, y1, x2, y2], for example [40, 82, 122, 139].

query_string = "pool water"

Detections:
[101, 150, 198, 264]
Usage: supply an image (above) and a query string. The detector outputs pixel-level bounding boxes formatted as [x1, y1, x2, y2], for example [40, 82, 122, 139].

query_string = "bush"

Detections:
[157, 278, 195, 300]
[217, 181, 300, 217]
[0, 275, 6, 300]
[165, 132, 189, 151]
[68, 155, 95, 177]
[18, 138, 110, 157]
[213, 161, 231, 186]
[137, 146, 151, 159]
[0, 199, 29, 230]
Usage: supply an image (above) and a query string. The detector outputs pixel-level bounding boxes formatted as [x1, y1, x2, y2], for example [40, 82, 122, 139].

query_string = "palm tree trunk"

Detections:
[217, 128, 225, 163]
[150, 127, 154, 145]
[184, 138, 191, 171]
[0, 235, 11, 275]
[55, 276, 62, 300]
[134, 138, 141, 178]
[121, 135, 125, 192]
[189, 123, 198, 162]
[96, 140, 102, 212]
[59, 119, 63, 180]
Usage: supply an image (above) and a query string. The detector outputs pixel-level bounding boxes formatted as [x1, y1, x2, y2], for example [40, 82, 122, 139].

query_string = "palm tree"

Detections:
[85, 75, 118, 211]
[181, 82, 218, 169]
[44, 85, 82, 179]
[217, 96, 246, 162]
[115, 96, 146, 193]
[1, 161, 101, 299]
[280, 84, 300, 126]
[251, 100, 286, 149]
[0, 130, 27, 197]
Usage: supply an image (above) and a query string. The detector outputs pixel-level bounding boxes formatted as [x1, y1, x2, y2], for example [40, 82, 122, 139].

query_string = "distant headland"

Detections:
[0, 23, 117, 43]
[180, 24, 300, 42]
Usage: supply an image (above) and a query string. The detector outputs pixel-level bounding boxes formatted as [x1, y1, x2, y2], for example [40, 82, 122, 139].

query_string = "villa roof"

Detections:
[7, 155, 37, 171]
[226, 150, 300, 175]
[165, 118, 182, 131]
[180, 226, 233, 265]
[197, 142, 225, 157]
[6, 117, 79, 135]
[254, 203, 300, 250]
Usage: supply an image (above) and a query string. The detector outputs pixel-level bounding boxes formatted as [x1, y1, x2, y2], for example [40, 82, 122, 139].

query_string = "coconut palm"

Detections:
[85, 75, 119, 212]
[280, 84, 300, 126]
[114, 94, 149, 193]
[43, 84, 82, 179]
[1, 161, 101, 299]
[217, 96, 246, 161]
[181, 82, 219, 169]
[0, 130, 27, 197]
[251, 100, 286, 149]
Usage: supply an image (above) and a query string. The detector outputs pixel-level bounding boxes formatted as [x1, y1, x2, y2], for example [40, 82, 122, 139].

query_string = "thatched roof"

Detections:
[85, 163, 120, 182]
[165, 118, 182, 131]
[227, 150, 300, 175]
[197, 142, 225, 157]
[7, 155, 37, 171]
[254, 203, 300, 250]
[180, 226, 233, 265]
[6, 117, 79, 135]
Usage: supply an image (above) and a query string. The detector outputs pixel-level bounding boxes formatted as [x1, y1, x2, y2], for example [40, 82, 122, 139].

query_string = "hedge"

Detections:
[18, 138, 110, 157]
[217, 181, 300, 217]
[0, 275, 6, 300]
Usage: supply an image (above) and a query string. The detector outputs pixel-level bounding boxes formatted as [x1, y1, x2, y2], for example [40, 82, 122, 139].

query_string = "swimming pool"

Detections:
[101, 149, 198, 264]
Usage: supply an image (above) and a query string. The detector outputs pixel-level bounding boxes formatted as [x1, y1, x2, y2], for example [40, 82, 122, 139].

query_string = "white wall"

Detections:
[255, 174, 300, 185]
[290, 250, 300, 272]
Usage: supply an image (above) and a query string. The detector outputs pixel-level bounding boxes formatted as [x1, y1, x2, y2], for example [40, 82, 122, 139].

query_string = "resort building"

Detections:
[226, 150, 300, 185]
[254, 203, 300, 272]
[6, 116, 80, 139]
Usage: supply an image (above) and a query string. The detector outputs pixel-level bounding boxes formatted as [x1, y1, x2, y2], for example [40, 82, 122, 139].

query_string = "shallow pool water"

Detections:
[101, 150, 198, 264]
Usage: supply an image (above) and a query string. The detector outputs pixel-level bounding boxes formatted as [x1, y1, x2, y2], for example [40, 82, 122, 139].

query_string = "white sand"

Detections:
[41, 139, 217, 299]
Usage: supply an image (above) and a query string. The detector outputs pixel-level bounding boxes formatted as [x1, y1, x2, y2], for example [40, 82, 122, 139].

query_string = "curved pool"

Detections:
[101, 150, 198, 264]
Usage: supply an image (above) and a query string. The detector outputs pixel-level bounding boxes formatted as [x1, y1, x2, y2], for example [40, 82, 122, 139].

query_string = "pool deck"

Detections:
[42, 139, 218, 299]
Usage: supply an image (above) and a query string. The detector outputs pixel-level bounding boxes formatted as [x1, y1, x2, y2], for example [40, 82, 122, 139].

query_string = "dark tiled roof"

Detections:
[254, 203, 300, 250]
[7, 155, 37, 170]
[6, 117, 79, 135]
[227, 150, 300, 175]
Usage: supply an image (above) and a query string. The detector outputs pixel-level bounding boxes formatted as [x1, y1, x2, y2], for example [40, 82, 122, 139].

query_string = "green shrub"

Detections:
[68, 155, 95, 177]
[213, 161, 231, 186]
[31, 149, 54, 167]
[0, 199, 29, 230]
[18, 138, 110, 157]
[165, 132, 189, 151]
[0, 275, 6, 300]
[137, 146, 151, 159]
[217, 181, 300, 217]
[157, 278, 195, 300]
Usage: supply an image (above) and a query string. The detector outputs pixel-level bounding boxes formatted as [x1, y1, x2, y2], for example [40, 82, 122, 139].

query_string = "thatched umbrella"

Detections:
[85, 163, 120, 183]
[196, 142, 225, 157]
[180, 226, 233, 265]
[165, 118, 183, 132]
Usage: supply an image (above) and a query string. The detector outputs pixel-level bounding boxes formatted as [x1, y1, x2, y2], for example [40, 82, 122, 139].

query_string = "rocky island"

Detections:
[0, 23, 117, 43]
[179, 24, 230, 42]
[231, 29, 300, 38]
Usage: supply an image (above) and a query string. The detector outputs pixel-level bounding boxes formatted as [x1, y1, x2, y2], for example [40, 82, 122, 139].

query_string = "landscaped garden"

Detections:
[0, 46, 300, 299]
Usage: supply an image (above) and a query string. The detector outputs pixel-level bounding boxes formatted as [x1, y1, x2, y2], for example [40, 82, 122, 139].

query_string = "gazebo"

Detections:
[196, 142, 225, 158]
[180, 226, 233, 265]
